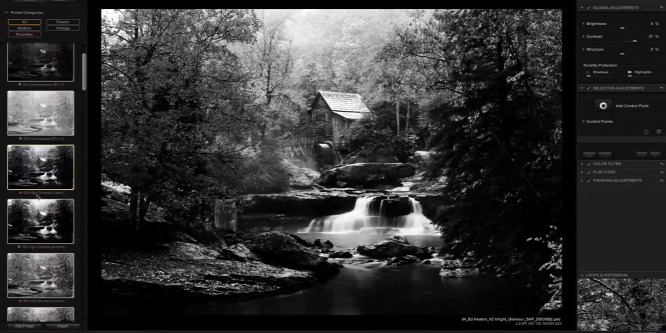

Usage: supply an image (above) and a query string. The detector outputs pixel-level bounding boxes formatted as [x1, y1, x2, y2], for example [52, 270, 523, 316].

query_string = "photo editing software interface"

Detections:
[3, 1, 666, 332]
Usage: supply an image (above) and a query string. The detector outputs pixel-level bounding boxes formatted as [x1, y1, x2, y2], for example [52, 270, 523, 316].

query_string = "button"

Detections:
[644, 129, 650, 135]
[8, 31, 41, 38]
[650, 152, 662, 158]
[598, 152, 613, 158]
[45, 323, 80, 329]
[657, 129, 663, 135]
[8, 323, 41, 329]
[8, 26, 41, 31]
[7, 19, 41, 25]
[46, 26, 80, 32]
[583, 152, 597, 158]
[46, 19, 80, 25]
[637, 152, 649, 158]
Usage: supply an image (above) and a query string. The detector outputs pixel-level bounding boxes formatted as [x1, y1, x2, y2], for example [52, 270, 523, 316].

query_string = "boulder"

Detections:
[288, 234, 313, 247]
[313, 239, 334, 250]
[329, 251, 353, 259]
[414, 247, 433, 260]
[250, 231, 339, 274]
[379, 197, 412, 217]
[218, 243, 261, 262]
[387, 255, 420, 265]
[317, 163, 416, 188]
[102, 254, 318, 300]
[356, 237, 419, 259]
[390, 235, 409, 244]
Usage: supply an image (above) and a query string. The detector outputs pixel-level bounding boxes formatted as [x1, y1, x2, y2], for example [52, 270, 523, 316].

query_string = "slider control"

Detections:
[82, 52, 87, 91]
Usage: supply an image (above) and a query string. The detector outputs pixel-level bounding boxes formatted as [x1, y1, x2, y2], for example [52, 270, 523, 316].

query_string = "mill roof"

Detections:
[315, 90, 370, 113]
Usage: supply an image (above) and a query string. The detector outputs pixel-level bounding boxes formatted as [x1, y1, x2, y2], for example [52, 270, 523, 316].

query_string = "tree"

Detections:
[346, 113, 417, 163]
[578, 278, 666, 331]
[8, 146, 30, 178]
[8, 199, 30, 233]
[237, 11, 301, 140]
[384, 9, 562, 283]
[53, 254, 74, 294]
[52, 146, 73, 185]
[54, 92, 74, 134]
[102, 9, 261, 230]
[51, 200, 74, 241]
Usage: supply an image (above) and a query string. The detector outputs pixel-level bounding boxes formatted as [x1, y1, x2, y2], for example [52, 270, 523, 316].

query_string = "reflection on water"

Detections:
[182, 265, 543, 316]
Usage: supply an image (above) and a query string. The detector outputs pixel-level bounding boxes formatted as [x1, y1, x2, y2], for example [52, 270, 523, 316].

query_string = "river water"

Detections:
[183, 264, 543, 316]
[183, 196, 543, 316]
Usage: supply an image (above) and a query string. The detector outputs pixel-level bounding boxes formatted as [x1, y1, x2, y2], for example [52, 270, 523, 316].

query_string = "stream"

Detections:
[182, 264, 542, 316]
[183, 195, 544, 316]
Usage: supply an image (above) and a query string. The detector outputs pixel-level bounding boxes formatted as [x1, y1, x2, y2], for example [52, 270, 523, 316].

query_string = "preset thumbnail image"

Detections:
[8, 145, 74, 190]
[7, 307, 74, 322]
[7, 43, 74, 82]
[8, 199, 74, 244]
[8, 91, 75, 136]
[7, 253, 74, 298]
[578, 278, 666, 331]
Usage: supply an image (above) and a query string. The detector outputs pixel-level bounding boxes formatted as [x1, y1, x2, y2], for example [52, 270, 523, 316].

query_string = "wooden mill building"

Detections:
[308, 90, 370, 152]
[274, 90, 370, 168]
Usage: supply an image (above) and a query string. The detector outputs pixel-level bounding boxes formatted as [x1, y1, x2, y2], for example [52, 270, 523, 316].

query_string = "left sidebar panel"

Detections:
[0, 0, 88, 331]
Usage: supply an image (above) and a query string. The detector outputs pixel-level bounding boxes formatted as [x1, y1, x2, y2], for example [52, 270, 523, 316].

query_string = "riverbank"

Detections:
[101, 181, 560, 317]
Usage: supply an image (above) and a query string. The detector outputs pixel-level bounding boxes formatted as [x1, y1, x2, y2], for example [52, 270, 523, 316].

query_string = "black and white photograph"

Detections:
[7, 43, 75, 82]
[578, 278, 666, 331]
[7, 253, 74, 298]
[8, 145, 74, 190]
[8, 91, 75, 136]
[7, 307, 75, 323]
[8, 199, 74, 244]
[100, 9, 562, 325]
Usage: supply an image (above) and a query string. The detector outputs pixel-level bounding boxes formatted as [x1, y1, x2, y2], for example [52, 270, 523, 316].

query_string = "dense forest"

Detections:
[578, 278, 666, 331]
[102, 8, 561, 295]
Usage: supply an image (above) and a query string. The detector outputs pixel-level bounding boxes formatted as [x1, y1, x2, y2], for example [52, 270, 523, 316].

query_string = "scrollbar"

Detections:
[82, 52, 87, 91]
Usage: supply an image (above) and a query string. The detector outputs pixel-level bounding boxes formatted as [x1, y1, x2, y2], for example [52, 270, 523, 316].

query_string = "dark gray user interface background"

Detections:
[578, 185, 666, 273]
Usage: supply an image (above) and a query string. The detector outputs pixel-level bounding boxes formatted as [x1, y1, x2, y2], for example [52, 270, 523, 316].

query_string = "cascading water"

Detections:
[300, 196, 438, 235]
[395, 198, 438, 235]
[300, 196, 378, 233]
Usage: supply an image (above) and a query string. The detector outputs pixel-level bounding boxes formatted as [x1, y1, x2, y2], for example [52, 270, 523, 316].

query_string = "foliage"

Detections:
[238, 147, 290, 194]
[346, 113, 417, 163]
[234, 11, 301, 139]
[7, 199, 30, 234]
[578, 279, 666, 331]
[102, 9, 262, 229]
[383, 9, 562, 282]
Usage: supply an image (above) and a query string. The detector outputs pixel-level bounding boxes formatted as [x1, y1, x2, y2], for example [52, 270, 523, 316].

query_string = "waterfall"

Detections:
[300, 196, 377, 233]
[300, 196, 438, 235]
[395, 198, 437, 235]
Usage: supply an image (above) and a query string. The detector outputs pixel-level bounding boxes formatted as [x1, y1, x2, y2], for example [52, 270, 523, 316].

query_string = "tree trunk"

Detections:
[129, 187, 138, 231]
[395, 99, 400, 136]
[406, 100, 410, 132]
[138, 195, 151, 231]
